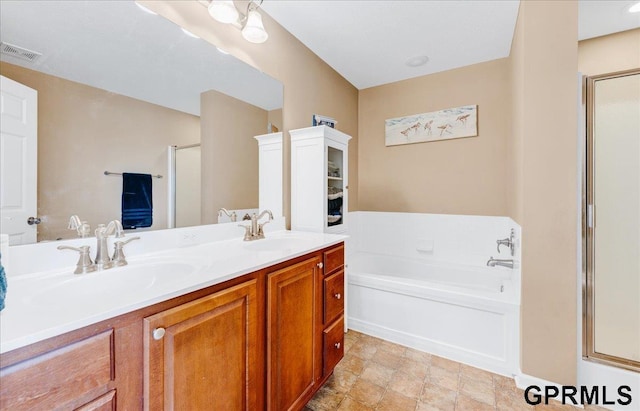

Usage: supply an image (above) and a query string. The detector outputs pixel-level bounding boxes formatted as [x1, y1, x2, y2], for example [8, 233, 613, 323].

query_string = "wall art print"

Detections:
[385, 105, 478, 146]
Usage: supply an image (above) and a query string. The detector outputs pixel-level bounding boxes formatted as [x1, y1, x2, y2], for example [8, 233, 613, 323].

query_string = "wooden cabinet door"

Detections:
[267, 257, 321, 411]
[143, 279, 259, 411]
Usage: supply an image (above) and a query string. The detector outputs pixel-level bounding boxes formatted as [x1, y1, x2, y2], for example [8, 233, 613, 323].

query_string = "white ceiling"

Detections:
[0, 1, 283, 115]
[1, 1, 637, 109]
[579, 0, 640, 40]
[262, 0, 640, 90]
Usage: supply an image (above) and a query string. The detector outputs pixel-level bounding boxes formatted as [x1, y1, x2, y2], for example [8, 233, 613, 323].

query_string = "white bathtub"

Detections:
[347, 252, 520, 376]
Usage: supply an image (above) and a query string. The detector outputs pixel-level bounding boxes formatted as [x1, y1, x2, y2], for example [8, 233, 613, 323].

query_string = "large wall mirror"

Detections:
[0, 0, 283, 244]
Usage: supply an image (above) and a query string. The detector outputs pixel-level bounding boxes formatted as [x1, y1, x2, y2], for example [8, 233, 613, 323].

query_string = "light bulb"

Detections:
[208, 0, 239, 24]
[242, 10, 268, 44]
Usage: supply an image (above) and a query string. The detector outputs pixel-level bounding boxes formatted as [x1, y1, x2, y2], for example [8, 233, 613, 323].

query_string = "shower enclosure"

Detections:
[167, 144, 201, 229]
[584, 69, 640, 372]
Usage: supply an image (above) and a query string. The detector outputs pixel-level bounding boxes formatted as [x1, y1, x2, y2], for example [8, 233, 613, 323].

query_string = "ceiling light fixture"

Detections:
[207, 0, 269, 44]
[629, 1, 640, 12]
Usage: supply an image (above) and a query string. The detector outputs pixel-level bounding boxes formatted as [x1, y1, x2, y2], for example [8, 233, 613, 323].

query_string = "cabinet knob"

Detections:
[317, 262, 324, 269]
[334, 293, 341, 300]
[334, 342, 341, 349]
[153, 327, 166, 340]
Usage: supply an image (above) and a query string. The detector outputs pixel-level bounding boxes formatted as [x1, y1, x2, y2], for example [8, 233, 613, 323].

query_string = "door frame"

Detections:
[583, 68, 640, 372]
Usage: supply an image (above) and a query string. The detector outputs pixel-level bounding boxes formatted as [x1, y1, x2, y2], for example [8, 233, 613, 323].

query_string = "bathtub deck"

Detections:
[304, 330, 608, 411]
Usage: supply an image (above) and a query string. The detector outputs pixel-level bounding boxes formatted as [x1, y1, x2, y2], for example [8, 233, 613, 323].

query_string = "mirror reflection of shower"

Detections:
[168, 144, 201, 229]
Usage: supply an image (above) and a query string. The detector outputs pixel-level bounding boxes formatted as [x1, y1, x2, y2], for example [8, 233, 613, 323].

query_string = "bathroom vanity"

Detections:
[0, 227, 345, 411]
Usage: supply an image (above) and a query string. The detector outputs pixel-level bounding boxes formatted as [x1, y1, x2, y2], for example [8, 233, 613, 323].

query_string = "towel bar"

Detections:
[104, 171, 163, 179]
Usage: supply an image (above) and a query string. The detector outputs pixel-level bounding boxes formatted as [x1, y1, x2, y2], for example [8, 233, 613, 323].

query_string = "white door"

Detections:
[0, 75, 38, 245]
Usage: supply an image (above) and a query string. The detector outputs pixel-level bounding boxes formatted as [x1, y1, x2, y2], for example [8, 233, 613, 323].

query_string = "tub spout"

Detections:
[487, 257, 514, 269]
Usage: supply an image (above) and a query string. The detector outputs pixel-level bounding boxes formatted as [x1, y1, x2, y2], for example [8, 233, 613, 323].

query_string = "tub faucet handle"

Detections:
[496, 229, 515, 256]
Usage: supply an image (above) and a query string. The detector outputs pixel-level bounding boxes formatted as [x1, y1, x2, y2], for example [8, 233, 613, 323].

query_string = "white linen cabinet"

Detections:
[290, 125, 351, 234]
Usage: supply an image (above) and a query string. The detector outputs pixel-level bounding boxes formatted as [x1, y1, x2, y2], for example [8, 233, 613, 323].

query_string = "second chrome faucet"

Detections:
[240, 210, 273, 241]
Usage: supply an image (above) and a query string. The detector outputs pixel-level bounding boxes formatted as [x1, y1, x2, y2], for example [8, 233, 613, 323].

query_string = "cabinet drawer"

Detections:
[324, 269, 344, 324]
[323, 316, 344, 376]
[75, 390, 116, 411]
[323, 244, 344, 274]
[0, 329, 114, 410]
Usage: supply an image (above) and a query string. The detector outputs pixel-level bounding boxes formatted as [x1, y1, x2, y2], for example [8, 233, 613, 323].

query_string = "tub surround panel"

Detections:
[348, 211, 520, 269]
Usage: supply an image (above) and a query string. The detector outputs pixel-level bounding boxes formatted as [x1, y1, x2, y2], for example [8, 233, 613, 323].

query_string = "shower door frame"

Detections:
[583, 68, 640, 372]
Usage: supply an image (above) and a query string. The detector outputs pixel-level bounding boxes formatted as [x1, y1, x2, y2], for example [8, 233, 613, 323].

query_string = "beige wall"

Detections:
[508, 1, 578, 385]
[358, 59, 510, 215]
[143, 1, 359, 222]
[201, 90, 266, 224]
[579, 28, 640, 76]
[268, 108, 283, 132]
[0, 62, 199, 241]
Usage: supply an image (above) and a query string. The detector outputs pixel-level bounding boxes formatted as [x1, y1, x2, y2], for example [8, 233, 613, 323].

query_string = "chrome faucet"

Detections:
[240, 209, 273, 241]
[94, 220, 125, 270]
[58, 219, 139, 273]
[218, 208, 237, 223]
[487, 257, 514, 269]
[68, 215, 91, 238]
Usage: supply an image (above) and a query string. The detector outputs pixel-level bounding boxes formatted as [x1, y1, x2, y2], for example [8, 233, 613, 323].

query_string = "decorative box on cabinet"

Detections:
[290, 125, 351, 234]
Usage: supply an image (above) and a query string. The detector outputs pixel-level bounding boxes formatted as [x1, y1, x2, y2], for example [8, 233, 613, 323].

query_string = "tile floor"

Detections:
[305, 330, 608, 411]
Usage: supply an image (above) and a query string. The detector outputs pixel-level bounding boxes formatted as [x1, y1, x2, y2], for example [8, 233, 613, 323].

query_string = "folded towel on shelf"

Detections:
[122, 173, 153, 229]
[327, 186, 343, 200]
[328, 197, 343, 214]
[327, 215, 342, 226]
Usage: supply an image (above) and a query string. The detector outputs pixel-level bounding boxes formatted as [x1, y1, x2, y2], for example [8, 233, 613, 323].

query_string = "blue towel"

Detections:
[122, 173, 153, 229]
[0, 253, 7, 311]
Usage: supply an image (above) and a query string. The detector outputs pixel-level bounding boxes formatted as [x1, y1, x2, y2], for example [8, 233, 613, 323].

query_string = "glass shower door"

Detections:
[585, 69, 640, 371]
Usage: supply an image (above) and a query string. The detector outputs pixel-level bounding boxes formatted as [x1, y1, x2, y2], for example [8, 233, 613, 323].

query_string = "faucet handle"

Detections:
[496, 229, 515, 256]
[258, 219, 271, 236]
[496, 239, 510, 253]
[112, 237, 140, 267]
[57, 245, 96, 274]
[238, 224, 252, 241]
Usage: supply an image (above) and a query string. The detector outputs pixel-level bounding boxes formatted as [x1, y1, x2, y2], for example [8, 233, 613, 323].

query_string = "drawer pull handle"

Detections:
[317, 262, 324, 269]
[334, 293, 341, 300]
[334, 342, 341, 349]
[153, 327, 166, 340]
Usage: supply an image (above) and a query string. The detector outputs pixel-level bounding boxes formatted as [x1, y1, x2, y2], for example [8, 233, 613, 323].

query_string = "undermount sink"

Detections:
[26, 261, 198, 308]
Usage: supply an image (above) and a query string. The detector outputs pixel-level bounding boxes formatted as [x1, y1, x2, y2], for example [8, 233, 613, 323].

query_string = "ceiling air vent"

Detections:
[0, 42, 42, 63]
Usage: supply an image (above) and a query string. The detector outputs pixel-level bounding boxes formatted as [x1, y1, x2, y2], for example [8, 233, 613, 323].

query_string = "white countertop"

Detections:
[0, 229, 346, 354]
